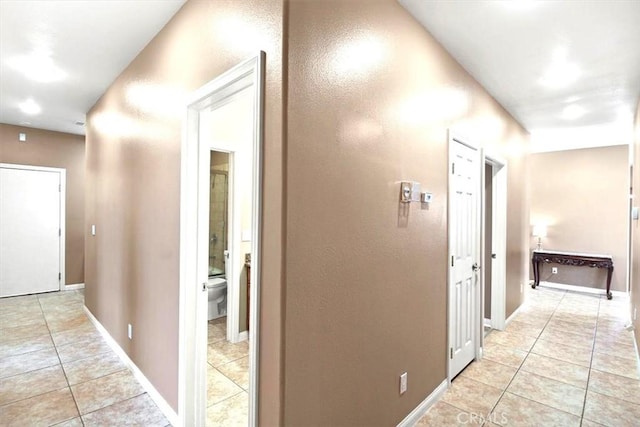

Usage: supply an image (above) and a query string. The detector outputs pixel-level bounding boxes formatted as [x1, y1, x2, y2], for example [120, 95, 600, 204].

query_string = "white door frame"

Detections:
[178, 52, 265, 427]
[481, 154, 507, 331]
[447, 131, 482, 381]
[0, 163, 66, 293]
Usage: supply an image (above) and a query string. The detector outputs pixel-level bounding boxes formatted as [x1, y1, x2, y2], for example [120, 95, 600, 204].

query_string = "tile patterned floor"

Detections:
[206, 317, 249, 426]
[418, 287, 640, 427]
[0, 290, 170, 426]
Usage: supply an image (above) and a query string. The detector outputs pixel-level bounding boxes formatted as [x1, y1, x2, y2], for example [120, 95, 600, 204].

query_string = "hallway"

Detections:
[418, 287, 640, 426]
[0, 290, 170, 426]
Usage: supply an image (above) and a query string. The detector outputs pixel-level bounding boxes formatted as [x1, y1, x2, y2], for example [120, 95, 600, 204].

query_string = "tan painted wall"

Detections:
[86, 0, 532, 422]
[0, 124, 85, 285]
[85, 0, 284, 419]
[285, 1, 529, 425]
[530, 146, 629, 292]
[632, 100, 640, 344]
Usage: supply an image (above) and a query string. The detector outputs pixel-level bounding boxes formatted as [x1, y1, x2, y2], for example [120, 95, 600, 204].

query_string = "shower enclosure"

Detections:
[209, 152, 229, 277]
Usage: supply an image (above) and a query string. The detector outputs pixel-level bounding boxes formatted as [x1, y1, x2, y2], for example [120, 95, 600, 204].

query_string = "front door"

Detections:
[448, 136, 481, 378]
[0, 165, 62, 297]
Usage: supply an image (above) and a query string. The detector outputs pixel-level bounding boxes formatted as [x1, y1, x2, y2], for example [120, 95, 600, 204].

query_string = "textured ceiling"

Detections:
[0, 0, 185, 135]
[400, 0, 640, 152]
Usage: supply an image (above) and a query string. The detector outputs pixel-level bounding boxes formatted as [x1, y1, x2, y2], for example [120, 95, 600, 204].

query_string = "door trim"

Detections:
[482, 154, 507, 331]
[0, 163, 66, 293]
[446, 131, 482, 381]
[178, 52, 265, 427]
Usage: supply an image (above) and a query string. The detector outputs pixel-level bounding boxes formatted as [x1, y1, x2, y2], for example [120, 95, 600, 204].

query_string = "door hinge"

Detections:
[450, 348, 453, 359]
[58, 184, 61, 192]
[451, 256, 454, 267]
[58, 273, 61, 281]
[452, 163, 455, 174]
[59, 228, 61, 236]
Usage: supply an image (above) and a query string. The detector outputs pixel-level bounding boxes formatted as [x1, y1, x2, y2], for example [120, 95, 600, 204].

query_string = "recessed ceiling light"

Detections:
[8, 53, 66, 83]
[19, 99, 41, 115]
[561, 104, 586, 120]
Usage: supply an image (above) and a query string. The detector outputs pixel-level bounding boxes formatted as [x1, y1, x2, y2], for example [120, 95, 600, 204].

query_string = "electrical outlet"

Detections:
[400, 372, 408, 394]
[128, 324, 133, 340]
[551, 267, 558, 274]
[520, 283, 523, 293]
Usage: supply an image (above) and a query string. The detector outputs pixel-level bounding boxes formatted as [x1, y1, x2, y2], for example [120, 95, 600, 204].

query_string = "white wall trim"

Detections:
[537, 280, 628, 298]
[63, 283, 84, 291]
[484, 155, 507, 331]
[396, 380, 448, 427]
[84, 306, 179, 426]
[179, 52, 265, 427]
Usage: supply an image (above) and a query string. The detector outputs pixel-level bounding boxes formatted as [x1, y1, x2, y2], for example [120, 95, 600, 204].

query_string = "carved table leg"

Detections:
[606, 266, 613, 300]
[532, 259, 539, 289]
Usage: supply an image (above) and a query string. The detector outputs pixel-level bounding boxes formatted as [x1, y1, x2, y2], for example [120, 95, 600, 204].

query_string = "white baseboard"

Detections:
[537, 281, 627, 299]
[238, 330, 249, 342]
[83, 306, 179, 426]
[63, 283, 85, 291]
[396, 379, 448, 427]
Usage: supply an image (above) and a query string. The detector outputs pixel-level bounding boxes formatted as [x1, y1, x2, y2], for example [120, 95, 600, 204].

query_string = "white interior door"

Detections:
[448, 136, 481, 379]
[0, 165, 62, 297]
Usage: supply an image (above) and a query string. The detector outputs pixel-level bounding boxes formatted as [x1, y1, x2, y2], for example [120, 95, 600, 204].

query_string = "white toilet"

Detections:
[207, 276, 227, 320]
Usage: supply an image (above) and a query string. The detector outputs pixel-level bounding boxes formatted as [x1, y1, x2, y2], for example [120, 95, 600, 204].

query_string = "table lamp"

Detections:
[532, 224, 547, 250]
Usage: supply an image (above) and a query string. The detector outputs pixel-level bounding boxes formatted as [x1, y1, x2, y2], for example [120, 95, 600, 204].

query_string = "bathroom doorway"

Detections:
[179, 53, 264, 427]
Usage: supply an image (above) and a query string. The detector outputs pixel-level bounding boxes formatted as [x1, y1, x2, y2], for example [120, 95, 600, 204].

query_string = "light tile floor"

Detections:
[418, 287, 640, 426]
[0, 290, 170, 426]
[206, 317, 249, 426]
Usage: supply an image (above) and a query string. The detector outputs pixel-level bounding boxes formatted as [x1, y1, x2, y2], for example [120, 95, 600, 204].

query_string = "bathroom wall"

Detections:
[529, 145, 629, 292]
[284, 0, 530, 425]
[85, 0, 284, 419]
[0, 124, 85, 285]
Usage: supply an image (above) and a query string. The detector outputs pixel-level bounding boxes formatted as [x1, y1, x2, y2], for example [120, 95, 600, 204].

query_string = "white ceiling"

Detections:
[400, 0, 640, 152]
[0, 0, 185, 135]
[1, 1, 638, 150]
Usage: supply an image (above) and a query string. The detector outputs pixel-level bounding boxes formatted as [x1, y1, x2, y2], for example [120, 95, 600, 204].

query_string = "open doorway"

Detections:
[483, 155, 507, 333]
[179, 53, 264, 427]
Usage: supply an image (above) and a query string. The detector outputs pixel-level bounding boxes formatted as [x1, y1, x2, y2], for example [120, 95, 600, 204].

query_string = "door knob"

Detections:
[472, 263, 481, 271]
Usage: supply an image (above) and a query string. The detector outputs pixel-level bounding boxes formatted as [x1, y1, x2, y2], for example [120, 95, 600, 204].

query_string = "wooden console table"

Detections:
[531, 250, 614, 300]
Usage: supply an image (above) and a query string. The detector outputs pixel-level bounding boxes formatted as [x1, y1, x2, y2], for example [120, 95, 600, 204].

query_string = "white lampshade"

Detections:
[532, 224, 547, 238]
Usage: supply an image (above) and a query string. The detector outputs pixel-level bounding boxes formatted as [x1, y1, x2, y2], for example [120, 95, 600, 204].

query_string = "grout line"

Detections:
[579, 295, 601, 422]
[37, 292, 85, 426]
